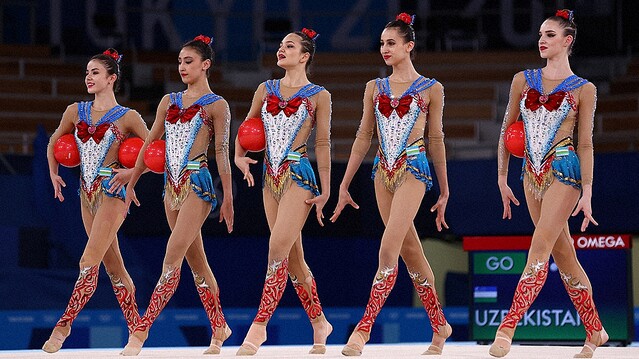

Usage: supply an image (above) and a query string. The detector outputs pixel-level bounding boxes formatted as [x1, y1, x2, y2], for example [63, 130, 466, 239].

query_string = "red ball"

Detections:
[144, 140, 166, 174]
[504, 121, 525, 158]
[53, 133, 80, 167]
[238, 117, 266, 152]
[118, 137, 144, 168]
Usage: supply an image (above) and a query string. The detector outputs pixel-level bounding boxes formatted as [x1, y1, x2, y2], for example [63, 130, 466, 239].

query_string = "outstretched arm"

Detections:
[330, 80, 376, 222]
[306, 90, 332, 226]
[571, 83, 598, 231]
[211, 99, 234, 233]
[426, 82, 449, 231]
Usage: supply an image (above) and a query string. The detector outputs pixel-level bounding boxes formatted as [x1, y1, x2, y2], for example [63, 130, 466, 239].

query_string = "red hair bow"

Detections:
[301, 28, 319, 41]
[193, 34, 212, 45]
[166, 104, 202, 124]
[266, 95, 303, 117]
[524, 89, 566, 112]
[76, 121, 110, 144]
[396, 13, 414, 26]
[555, 9, 573, 22]
[377, 94, 413, 118]
[103, 49, 121, 63]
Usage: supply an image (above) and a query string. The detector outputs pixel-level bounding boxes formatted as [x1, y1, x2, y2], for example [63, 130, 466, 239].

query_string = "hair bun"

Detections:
[396, 12, 415, 26]
[301, 28, 319, 41]
[555, 9, 574, 22]
[103, 49, 122, 63]
[193, 34, 212, 45]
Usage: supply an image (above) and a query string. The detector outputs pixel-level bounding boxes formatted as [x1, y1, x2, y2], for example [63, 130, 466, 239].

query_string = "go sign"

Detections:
[474, 252, 526, 274]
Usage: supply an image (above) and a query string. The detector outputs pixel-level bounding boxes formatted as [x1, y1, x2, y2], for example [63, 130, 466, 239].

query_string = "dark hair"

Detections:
[182, 37, 215, 77]
[384, 16, 416, 60]
[90, 48, 121, 93]
[293, 31, 317, 74]
[547, 10, 577, 55]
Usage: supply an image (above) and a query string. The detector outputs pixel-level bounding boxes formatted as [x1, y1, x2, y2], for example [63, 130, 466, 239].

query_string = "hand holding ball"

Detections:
[53, 134, 80, 167]
[143, 140, 165, 174]
[504, 121, 525, 158]
[118, 137, 144, 168]
[238, 117, 265, 152]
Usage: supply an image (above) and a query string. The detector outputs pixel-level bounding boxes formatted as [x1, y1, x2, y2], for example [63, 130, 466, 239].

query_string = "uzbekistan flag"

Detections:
[474, 286, 498, 303]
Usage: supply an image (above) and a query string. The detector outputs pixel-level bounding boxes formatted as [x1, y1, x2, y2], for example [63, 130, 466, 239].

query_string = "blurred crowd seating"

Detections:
[0, 43, 637, 160]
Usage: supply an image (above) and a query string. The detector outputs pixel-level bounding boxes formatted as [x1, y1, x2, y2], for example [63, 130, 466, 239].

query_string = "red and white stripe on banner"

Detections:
[463, 234, 632, 251]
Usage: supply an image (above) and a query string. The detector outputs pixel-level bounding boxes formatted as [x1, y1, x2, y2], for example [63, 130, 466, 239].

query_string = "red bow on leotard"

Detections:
[166, 104, 202, 124]
[377, 94, 413, 118]
[524, 89, 566, 112]
[266, 94, 303, 117]
[76, 121, 110, 144]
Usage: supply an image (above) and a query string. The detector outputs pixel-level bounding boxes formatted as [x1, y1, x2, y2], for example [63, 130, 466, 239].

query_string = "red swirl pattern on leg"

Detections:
[56, 265, 100, 328]
[142, 266, 181, 328]
[409, 271, 447, 333]
[355, 265, 399, 334]
[109, 273, 141, 334]
[254, 258, 289, 323]
[192, 271, 227, 336]
[560, 272, 603, 341]
[499, 260, 549, 330]
[291, 273, 323, 321]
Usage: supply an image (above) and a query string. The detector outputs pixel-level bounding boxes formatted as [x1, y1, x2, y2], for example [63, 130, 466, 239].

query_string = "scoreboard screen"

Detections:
[464, 234, 633, 344]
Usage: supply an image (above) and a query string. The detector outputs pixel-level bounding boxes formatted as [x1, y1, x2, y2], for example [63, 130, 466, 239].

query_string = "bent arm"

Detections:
[497, 72, 526, 184]
[47, 104, 78, 176]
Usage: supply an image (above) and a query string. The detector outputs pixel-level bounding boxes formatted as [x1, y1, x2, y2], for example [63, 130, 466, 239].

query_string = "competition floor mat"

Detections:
[1, 343, 638, 358]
